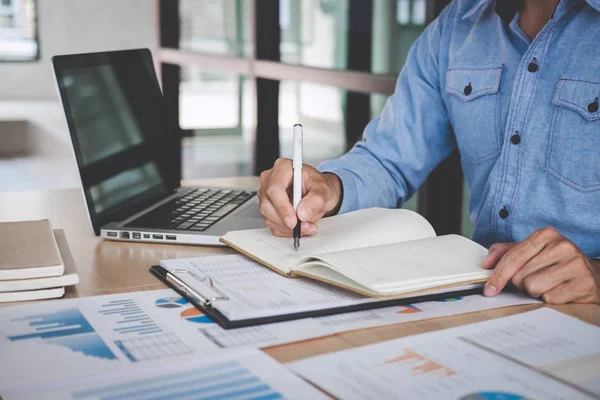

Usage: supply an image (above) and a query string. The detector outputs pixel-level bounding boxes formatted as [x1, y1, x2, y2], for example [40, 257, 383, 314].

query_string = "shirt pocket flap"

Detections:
[445, 67, 503, 102]
[552, 79, 600, 121]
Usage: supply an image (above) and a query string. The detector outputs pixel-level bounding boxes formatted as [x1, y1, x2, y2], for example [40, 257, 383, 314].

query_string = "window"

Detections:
[159, 0, 466, 236]
[179, 67, 254, 179]
[179, 0, 251, 57]
[0, 0, 38, 61]
[278, 0, 428, 75]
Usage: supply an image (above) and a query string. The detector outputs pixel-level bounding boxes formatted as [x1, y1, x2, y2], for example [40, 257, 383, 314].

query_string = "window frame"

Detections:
[0, 0, 40, 63]
[157, 0, 465, 236]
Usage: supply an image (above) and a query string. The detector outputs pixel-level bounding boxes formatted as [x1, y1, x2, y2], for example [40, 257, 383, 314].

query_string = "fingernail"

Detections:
[308, 224, 319, 235]
[283, 216, 295, 229]
[484, 284, 498, 297]
[297, 205, 313, 221]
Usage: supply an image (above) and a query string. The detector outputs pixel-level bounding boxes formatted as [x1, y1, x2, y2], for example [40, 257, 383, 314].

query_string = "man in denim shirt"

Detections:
[257, 0, 600, 304]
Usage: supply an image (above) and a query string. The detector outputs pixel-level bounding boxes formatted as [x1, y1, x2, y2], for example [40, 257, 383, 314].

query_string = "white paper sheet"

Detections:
[161, 254, 373, 320]
[0, 257, 539, 393]
[289, 308, 600, 400]
[160, 254, 535, 321]
[192, 290, 539, 349]
[454, 308, 600, 396]
[2, 349, 328, 400]
[0, 289, 224, 391]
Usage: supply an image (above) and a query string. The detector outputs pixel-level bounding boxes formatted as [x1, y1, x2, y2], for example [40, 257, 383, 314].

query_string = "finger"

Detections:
[265, 219, 318, 237]
[267, 225, 318, 238]
[269, 228, 290, 238]
[266, 165, 296, 229]
[259, 197, 286, 230]
[484, 228, 559, 297]
[511, 240, 578, 289]
[542, 277, 596, 304]
[297, 191, 326, 222]
[573, 291, 600, 304]
[519, 260, 576, 298]
[259, 169, 272, 189]
[482, 243, 515, 269]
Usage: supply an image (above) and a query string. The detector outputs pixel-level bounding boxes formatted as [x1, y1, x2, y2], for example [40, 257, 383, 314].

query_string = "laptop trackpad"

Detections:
[237, 204, 263, 219]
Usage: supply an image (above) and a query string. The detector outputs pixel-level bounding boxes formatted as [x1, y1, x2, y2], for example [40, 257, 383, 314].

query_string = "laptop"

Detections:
[52, 48, 264, 246]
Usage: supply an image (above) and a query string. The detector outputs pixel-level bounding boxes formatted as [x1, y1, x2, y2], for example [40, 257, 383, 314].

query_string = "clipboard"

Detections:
[150, 265, 484, 329]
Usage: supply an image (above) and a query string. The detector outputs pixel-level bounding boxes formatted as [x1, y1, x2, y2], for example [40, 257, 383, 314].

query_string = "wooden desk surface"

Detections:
[1, 177, 599, 364]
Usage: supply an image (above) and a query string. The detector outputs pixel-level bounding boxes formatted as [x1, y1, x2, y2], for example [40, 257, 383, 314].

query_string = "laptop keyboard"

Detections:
[125, 188, 256, 232]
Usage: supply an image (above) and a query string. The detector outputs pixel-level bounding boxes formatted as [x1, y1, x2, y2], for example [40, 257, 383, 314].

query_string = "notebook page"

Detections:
[221, 208, 436, 274]
[298, 235, 490, 295]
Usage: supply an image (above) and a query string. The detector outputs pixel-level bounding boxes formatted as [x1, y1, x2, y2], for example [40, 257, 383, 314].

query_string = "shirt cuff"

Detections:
[317, 167, 359, 215]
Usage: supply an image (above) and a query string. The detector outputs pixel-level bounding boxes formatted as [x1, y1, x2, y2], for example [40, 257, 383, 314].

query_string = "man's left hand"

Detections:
[482, 227, 600, 304]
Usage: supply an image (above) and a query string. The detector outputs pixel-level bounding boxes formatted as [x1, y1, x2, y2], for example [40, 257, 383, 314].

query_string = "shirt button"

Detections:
[499, 207, 509, 219]
[588, 98, 599, 113]
[527, 63, 538, 72]
[463, 83, 472, 96]
[510, 133, 521, 145]
[527, 58, 539, 73]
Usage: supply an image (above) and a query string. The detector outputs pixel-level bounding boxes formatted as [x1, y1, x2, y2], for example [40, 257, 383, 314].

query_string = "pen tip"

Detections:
[294, 237, 300, 251]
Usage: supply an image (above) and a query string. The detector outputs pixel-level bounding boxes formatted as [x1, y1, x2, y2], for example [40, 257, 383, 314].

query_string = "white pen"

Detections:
[292, 124, 303, 251]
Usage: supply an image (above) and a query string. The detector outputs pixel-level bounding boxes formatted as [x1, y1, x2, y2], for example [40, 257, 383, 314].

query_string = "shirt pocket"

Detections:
[445, 67, 503, 162]
[547, 78, 600, 192]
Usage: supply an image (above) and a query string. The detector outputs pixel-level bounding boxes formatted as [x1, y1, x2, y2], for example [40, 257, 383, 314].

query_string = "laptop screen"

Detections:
[53, 49, 179, 234]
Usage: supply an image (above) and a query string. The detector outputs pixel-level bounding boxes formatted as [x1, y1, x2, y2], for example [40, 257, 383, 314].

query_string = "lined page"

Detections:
[221, 208, 436, 274]
[298, 235, 490, 295]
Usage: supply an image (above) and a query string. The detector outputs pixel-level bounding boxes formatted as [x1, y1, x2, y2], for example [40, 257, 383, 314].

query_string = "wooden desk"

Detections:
[1, 177, 599, 364]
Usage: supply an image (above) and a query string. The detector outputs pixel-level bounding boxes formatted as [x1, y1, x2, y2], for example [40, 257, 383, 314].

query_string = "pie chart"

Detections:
[155, 297, 189, 308]
[180, 307, 213, 324]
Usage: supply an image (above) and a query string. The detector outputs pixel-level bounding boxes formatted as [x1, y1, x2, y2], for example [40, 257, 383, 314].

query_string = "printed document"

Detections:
[0, 256, 539, 393]
[2, 349, 328, 400]
[289, 308, 600, 400]
[160, 254, 488, 320]
[0, 290, 223, 391]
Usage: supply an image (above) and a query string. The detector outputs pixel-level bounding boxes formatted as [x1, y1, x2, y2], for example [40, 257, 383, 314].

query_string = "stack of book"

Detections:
[0, 220, 79, 302]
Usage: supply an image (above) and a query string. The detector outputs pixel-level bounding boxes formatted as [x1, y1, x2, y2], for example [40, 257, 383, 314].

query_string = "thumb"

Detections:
[482, 243, 515, 269]
[297, 191, 326, 222]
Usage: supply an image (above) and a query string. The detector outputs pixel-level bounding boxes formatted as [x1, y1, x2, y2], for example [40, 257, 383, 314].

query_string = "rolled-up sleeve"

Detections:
[318, 7, 454, 214]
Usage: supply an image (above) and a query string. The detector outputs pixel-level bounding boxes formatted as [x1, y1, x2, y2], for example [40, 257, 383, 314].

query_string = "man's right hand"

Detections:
[257, 158, 342, 237]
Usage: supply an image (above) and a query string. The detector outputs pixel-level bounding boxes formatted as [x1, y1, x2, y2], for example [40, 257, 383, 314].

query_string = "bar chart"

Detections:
[98, 299, 163, 335]
[7, 308, 118, 361]
[69, 360, 284, 400]
[377, 348, 456, 377]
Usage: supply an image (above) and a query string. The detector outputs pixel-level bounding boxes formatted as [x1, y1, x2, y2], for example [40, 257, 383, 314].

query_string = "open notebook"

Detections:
[221, 208, 491, 297]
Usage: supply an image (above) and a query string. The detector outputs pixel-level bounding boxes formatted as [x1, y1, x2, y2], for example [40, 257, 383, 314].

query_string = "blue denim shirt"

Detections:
[319, 0, 600, 257]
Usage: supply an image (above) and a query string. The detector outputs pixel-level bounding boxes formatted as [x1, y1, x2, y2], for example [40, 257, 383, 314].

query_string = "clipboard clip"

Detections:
[166, 268, 229, 308]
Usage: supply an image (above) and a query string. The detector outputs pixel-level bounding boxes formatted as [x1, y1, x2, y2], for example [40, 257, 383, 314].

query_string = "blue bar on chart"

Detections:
[6, 308, 118, 361]
[70, 360, 283, 400]
[98, 299, 163, 335]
